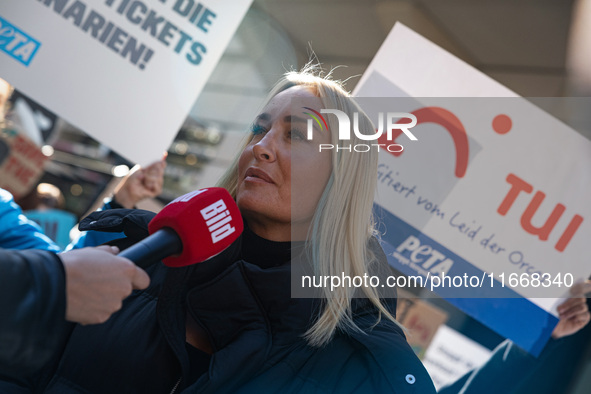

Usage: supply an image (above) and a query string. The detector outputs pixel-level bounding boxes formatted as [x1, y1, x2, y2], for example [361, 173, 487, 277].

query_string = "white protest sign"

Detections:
[422, 325, 491, 390]
[0, 0, 252, 165]
[0, 126, 48, 198]
[354, 23, 590, 355]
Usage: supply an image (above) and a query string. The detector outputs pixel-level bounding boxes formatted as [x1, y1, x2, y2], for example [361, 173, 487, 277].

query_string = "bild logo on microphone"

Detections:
[201, 199, 236, 243]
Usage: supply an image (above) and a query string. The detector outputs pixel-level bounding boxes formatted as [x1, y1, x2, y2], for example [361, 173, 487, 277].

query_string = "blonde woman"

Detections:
[15, 68, 436, 393]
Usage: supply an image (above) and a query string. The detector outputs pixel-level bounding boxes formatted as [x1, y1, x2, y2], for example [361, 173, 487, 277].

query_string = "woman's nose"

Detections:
[252, 129, 279, 161]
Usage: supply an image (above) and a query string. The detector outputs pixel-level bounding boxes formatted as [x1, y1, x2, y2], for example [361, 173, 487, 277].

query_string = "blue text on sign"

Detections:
[0, 16, 41, 66]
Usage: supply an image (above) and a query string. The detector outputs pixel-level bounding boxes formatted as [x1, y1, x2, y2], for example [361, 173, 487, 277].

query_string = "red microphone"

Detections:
[119, 188, 243, 268]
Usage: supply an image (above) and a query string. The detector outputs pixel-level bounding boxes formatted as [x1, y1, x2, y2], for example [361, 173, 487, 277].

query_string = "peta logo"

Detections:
[303, 107, 417, 153]
[395, 235, 453, 276]
[0, 16, 41, 66]
[200, 199, 236, 243]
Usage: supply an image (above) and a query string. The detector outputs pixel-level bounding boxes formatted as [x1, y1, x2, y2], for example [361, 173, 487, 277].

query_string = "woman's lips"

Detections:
[245, 167, 274, 184]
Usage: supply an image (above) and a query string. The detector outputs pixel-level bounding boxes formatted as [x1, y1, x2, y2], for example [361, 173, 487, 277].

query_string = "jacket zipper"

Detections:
[169, 376, 182, 394]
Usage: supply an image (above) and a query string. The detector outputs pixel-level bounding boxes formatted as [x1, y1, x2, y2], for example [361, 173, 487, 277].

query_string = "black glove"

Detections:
[81, 208, 243, 286]
[79, 208, 156, 251]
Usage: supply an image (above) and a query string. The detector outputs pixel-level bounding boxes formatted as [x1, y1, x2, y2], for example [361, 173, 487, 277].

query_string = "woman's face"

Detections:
[236, 86, 332, 241]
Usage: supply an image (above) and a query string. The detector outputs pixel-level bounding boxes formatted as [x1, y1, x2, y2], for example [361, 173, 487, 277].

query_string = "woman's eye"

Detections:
[289, 128, 305, 141]
[250, 124, 266, 135]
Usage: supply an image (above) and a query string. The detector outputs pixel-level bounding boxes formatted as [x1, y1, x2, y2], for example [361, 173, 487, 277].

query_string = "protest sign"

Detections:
[422, 325, 491, 390]
[397, 289, 449, 359]
[0, 0, 252, 165]
[0, 126, 48, 198]
[354, 23, 590, 355]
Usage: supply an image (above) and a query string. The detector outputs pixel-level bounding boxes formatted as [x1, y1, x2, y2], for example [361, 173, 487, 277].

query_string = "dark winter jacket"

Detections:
[0, 248, 71, 380]
[33, 209, 436, 393]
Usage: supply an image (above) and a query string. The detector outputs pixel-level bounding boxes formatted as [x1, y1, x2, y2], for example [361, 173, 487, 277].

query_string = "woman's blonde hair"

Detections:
[217, 64, 398, 346]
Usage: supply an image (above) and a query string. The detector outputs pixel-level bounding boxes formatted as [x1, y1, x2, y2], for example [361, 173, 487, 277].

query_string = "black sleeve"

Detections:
[0, 248, 70, 376]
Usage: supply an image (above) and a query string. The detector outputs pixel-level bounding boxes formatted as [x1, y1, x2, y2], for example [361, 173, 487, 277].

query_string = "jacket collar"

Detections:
[157, 229, 394, 392]
[157, 228, 316, 392]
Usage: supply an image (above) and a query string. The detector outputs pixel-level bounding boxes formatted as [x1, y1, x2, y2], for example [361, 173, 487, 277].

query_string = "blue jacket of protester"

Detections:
[29, 209, 437, 394]
[0, 189, 60, 252]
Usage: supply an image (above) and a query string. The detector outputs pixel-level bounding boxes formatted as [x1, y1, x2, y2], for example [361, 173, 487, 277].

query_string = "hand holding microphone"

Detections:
[60, 246, 150, 325]
[67, 187, 241, 325]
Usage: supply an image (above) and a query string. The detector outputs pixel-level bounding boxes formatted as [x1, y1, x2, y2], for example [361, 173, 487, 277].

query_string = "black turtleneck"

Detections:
[239, 225, 294, 268]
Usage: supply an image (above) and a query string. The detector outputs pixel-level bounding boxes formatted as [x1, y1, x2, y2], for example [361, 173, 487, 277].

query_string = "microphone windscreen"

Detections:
[148, 188, 243, 267]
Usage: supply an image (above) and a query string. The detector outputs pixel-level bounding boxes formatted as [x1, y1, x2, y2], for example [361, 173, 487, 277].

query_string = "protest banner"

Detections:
[396, 289, 449, 359]
[0, 0, 252, 165]
[354, 23, 590, 355]
[422, 325, 492, 390]
[0, 126, 48, 198]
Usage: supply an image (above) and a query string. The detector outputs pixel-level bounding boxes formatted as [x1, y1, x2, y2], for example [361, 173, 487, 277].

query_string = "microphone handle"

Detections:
[118, 228, 182, 269]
